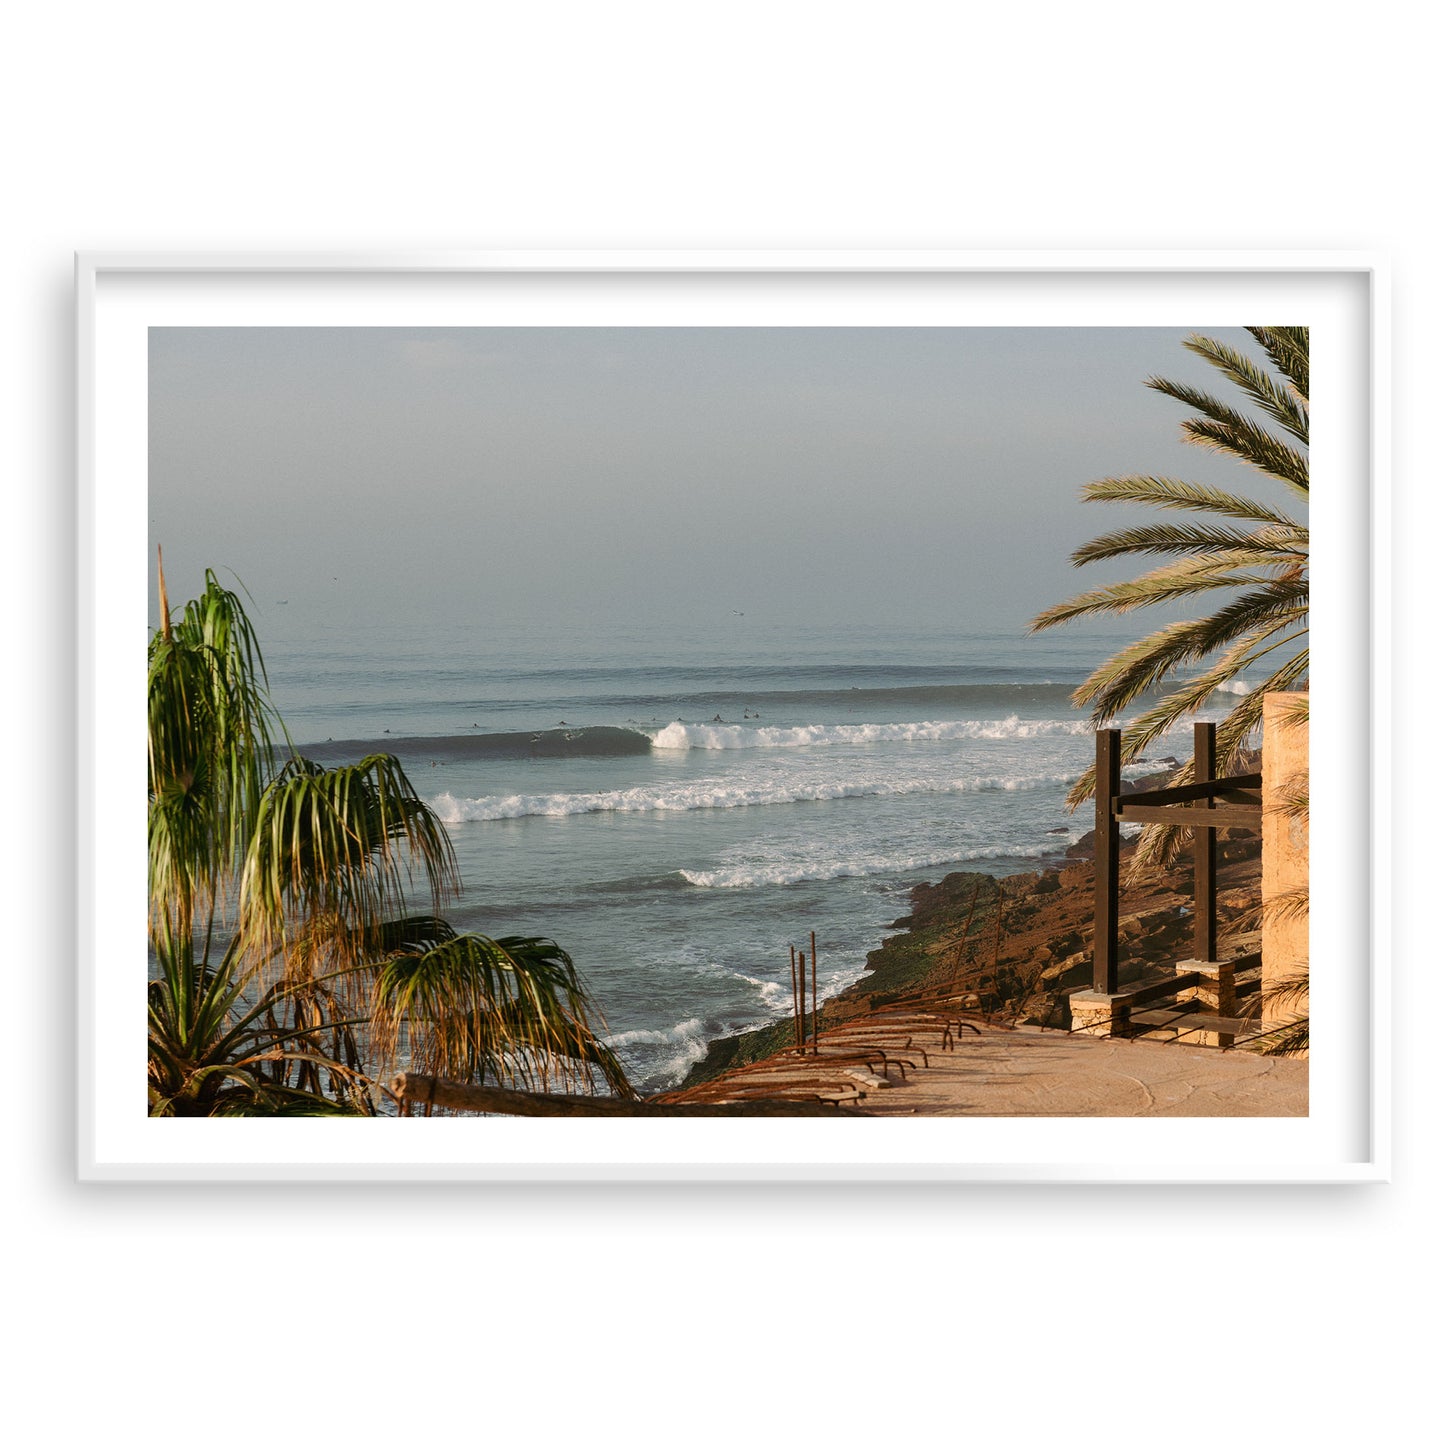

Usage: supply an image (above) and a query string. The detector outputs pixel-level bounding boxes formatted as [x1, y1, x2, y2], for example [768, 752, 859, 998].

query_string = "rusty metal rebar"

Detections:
[946, 880, 983, 993]
[811, 930, 818, 1055]
[790, 944, 804, 1051]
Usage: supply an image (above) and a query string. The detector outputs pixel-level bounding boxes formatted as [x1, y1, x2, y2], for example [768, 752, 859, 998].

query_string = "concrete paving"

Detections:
[853, 1024, 1307, 1116]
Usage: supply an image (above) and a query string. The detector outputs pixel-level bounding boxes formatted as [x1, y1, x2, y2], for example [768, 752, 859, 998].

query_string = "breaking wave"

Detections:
[602, 1017, 712, 1087]
[650, 715, 1092, 750]
[678, 841, 1071, 890]
[430, 770, 1080, 823]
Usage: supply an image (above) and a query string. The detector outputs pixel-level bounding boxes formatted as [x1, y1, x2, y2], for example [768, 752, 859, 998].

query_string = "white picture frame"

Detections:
[79, 251, 1387, 1182]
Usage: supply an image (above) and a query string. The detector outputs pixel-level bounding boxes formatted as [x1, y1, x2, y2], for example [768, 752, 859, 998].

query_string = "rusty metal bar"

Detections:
[795, 945, 805, 1051]
[791, 947, 803, 1051]
[1094, 729, 1120, 994]
[810, 931, 818, 1055]
[1194, 722, 1217, 963]
[798, 941, 807, 1051]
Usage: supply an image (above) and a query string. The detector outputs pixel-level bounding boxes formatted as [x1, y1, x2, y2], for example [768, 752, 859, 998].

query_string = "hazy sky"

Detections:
[148, 326, 1280, 639]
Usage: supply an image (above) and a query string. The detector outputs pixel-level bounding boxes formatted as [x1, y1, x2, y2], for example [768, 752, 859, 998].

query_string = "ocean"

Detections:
[264, 614, 1226, 1093]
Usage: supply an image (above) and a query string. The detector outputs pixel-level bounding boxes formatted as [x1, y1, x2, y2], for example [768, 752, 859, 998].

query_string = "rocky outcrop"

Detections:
[677, 829, 1262, 1089]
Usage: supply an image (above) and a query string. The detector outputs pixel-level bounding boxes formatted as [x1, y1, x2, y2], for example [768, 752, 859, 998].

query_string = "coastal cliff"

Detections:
[677, 818, 1263, 1090]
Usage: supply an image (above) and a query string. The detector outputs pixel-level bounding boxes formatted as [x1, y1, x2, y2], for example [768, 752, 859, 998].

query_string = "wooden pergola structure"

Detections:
[1092, 721, 1262, 1000]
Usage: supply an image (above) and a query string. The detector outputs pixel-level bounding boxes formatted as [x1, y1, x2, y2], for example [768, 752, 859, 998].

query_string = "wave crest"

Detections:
[430, 770, 1079, 823]
[650, 715, 1091, 751]
[679, 841, 1070, 890]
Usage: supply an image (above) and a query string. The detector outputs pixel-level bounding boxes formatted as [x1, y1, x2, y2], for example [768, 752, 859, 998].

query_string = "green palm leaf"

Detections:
[147, 574, 283, 943]
[239, 753, 460, 980]
[1075, 475, 1304, 528]
[1033, 550, 1299, 628]
[373, 933, 636, 1100]
[1247, 325, 1309, 399]
[1179, 333, 1309, 444]
[1071, 520, 1306, 566]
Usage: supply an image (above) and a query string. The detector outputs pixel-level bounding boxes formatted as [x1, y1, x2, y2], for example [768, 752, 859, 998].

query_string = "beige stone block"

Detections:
[1176, 958, 1236, 1015]
[1070, 990, 1128, 1037]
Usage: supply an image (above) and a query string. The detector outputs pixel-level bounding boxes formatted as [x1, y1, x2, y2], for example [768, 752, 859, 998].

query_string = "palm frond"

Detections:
[1069, 589, 1306, 723]
[1275, 694, 1311, 730]
[1266, 768, 1310, 826]
[239, 753, 460, 980]
[1258, 967, 1311, 1011]
[372, 933, 635, 1099]
[1146, 379, 1309, 495]
[1032, 553, 1299, 631]
[1253, 1016, 1310, 1057]
[147, 580, 284, 941]
[1073, 475, 1304, 528]
[1179, 332, 1309, 444]
[1070, 519, 1306, 567]
[1247, 326, 1309, 401]
[1227, 885, 1311, 934]
[208, 1088, 372, 1118]
[1240, 965, 1310, 1057]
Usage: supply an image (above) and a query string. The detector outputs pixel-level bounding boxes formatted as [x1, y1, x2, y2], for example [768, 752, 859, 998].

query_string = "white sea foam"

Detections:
[603, 1016, 711, 1085]
[650, 715, 1092, 750]
[1214, 680, 1252, 695]
[679, 841, 1064, 890]
[430, 770, 1081, 823]
[604, 1017, 705, 1050]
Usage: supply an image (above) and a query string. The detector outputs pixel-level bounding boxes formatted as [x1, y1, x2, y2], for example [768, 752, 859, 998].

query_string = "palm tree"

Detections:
[1030, 326, 1309, 868]
[147, 558, 633, 1115]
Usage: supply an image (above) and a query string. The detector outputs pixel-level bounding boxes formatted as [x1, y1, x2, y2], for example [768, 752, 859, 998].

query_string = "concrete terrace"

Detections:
[657, 1010, 1307, 1117]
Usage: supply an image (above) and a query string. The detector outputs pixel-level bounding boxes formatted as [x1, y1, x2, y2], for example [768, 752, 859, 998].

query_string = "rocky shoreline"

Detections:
[676, 773, 1263, 1090]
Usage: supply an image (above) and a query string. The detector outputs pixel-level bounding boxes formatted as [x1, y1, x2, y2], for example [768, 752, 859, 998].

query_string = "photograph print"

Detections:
[145, 321, 1311, 1123]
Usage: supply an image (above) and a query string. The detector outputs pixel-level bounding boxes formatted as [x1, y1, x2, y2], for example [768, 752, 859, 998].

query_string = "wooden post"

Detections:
[1094, 729, 1120, 994]
[1193, 721, 1217, 964]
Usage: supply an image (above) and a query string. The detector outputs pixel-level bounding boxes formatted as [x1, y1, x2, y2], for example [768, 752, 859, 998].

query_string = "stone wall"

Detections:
[1261, 694, 1309, 1028]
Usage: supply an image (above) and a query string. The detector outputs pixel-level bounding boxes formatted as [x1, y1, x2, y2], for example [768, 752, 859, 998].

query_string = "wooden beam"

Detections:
[391, 1073, 843, 1117]
[1117, 971, 1202, 1007]
[1128, 1010, 1260, 1037]
[1115, 802, 1263, 829]
[1118, 776, 1261, 807]
[1094, 729, 1120, 994]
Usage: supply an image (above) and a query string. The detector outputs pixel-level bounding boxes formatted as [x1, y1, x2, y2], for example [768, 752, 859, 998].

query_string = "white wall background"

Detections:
[6, 3, 1432, 1437]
